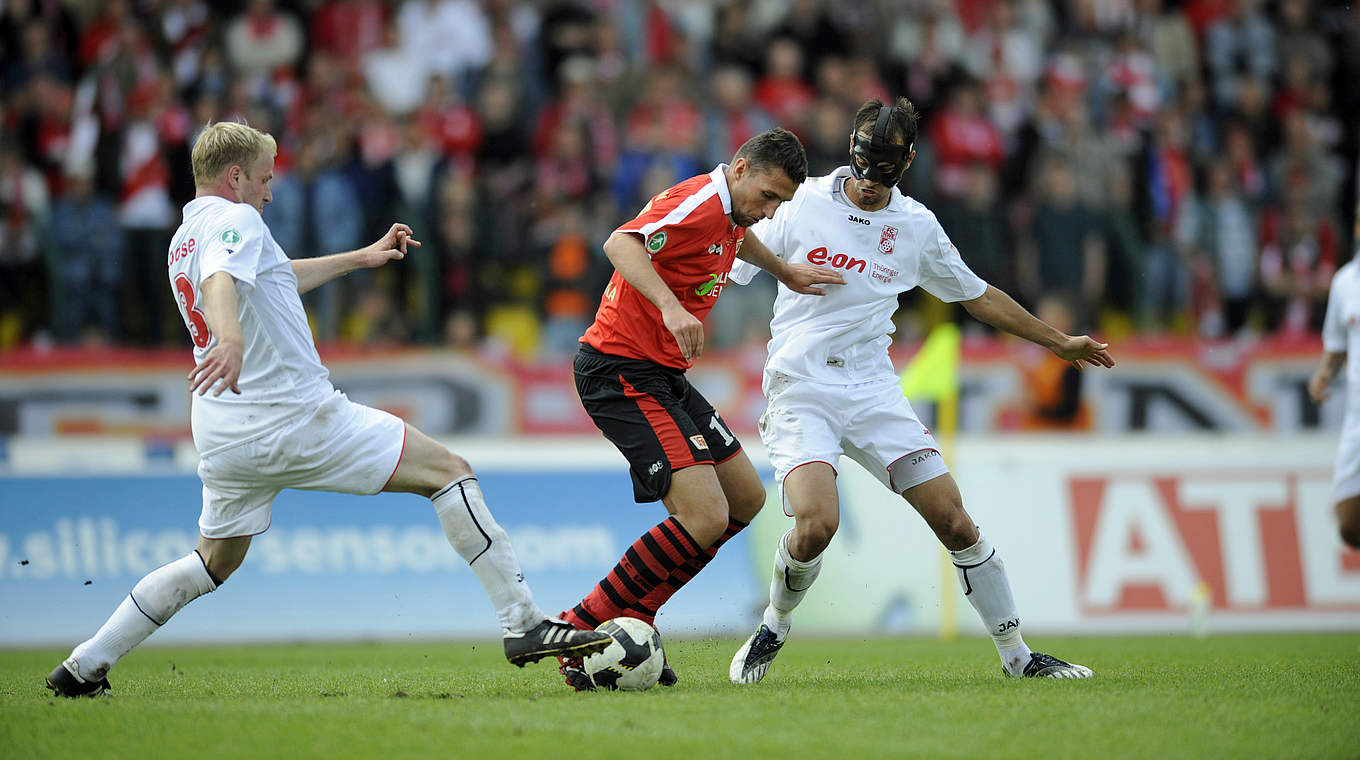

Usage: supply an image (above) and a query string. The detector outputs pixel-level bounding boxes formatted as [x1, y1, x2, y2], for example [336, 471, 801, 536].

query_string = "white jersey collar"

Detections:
[710, 164, 733, 215]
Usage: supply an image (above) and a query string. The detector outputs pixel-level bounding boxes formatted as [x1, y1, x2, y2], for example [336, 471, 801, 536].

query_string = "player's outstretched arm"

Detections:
[736, 231, 844, 295]
[962, 285, 1115, 369]
[291, 223, 421, 294]
[1309, 351, 1346, 403]
[188, 272, 244, 396]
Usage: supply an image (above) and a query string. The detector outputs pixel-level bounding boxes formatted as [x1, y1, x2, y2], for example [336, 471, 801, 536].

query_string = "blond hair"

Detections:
[191, 121, 278, 188]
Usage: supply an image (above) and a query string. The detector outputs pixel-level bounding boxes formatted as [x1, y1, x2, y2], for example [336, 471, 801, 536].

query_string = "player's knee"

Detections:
[675, 505, 727, 548]
[932, 508, 976, 550]
[796, 510, 839, 556]
[727, 479, 766, 523]
[436, 449, 473, 484]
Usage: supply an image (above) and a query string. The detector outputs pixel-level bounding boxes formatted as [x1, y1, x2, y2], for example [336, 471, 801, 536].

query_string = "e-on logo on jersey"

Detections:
[695, 271, 728, 297]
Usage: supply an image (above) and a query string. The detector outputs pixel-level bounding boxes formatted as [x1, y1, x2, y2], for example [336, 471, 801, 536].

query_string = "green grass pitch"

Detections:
[2, 634, 1357, 759]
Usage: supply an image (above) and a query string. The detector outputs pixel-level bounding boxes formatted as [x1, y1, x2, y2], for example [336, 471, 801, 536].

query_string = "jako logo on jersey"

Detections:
[848, 215, 870, 225]
[806, 246, 867, 273]
[695, 272, 727, 297]
[649, 461, 663, 474]
[689, 435, 709, 450]
[879, 225, 898, 255]
[996, 617, 1019, 634]
[221, 229, 242, 244]
[707, 243, 722, 255]
[646, 231, 667, 253]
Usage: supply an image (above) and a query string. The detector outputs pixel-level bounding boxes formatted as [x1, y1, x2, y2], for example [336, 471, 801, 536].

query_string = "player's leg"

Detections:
[48, 537, 240, 698]
[1337, 495, 1360, 549]
[46, 441, 274, 697]
[384, 423, 610, 665]
[900, 473, 1090, 678]
[563, 359, 727, 632]
[633, 396, 762, 625]
[730, 461, 838, 684]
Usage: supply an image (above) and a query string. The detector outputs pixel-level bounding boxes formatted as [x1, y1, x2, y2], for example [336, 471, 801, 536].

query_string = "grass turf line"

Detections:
[2, 634, 1357, 759]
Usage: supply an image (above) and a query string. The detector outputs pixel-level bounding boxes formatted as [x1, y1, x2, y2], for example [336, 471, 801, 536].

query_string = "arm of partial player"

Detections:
[291, 223, 421, 294]
[961, 285, 1116, 369]
[735, 231, 845, 294]
[1309, 351, 1346, 403]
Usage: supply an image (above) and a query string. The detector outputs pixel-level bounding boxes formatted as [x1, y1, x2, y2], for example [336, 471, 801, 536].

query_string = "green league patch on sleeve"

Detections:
[220, 229, 242, 244]
[646, 230, 667, 253]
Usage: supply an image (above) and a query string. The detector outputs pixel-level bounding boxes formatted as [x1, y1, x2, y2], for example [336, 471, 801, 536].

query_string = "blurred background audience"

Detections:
[1, 0, 1356, 354]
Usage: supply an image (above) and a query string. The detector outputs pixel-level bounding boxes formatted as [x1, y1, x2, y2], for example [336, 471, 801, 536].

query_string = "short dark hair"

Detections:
[853, 97, 919, 149]
[733, 127, 808, 185]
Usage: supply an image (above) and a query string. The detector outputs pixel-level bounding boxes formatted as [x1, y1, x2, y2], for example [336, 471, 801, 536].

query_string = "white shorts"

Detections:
[1334, 426, 1360, 502]
[758, 372, 950, 512]
[196, 391, 407, 538]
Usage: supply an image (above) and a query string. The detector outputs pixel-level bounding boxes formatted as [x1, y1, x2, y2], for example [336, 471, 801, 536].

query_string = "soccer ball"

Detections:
[583, 617, 665, 691]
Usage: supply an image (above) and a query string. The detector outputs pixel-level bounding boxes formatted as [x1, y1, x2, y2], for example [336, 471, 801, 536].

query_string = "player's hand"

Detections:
[782, 264, 845, 296]
[188, 337, 244, 396]
[361, 223, 422, 268]
[1052, 335, 1115, 369]
[662, 303, 705, 363]
[1308, 370, 1333, 404]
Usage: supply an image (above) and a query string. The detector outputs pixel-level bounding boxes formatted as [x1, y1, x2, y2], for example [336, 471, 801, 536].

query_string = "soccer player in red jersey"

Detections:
[558, 128, 844, 689]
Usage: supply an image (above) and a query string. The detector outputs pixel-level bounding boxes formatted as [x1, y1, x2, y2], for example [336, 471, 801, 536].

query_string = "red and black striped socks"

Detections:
[566, 517, 747, 629]
[632, 518, 747, 624]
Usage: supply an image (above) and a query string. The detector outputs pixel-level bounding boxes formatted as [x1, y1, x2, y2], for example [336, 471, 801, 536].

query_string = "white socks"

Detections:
[764, 529, 823, 638]
[68, 551, 218, 682]
[432, 476, 543, 633]
[949, 533, 1032, 675]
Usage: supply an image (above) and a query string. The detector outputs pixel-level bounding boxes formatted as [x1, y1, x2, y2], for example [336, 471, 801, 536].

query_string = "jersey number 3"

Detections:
[174, 274, 213, 348]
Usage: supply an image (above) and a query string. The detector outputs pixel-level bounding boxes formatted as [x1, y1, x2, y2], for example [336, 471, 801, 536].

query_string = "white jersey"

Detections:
[168, 196, 332, 456]
[1322, 258, 1360, 421]
[732, 166, 987, 384]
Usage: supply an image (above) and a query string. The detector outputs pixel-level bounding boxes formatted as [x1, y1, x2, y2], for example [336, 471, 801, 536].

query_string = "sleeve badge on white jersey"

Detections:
[221, 228, 242, 244]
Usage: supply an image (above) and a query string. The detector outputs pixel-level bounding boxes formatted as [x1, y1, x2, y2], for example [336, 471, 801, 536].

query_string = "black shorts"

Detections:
[574, 344, 743, 503]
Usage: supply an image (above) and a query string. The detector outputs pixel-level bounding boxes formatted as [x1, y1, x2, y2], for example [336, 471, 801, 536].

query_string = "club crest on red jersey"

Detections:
[879, 225, 898, 255]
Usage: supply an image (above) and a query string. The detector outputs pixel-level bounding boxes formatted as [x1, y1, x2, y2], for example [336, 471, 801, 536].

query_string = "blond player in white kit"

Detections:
[1308, 252, 1360, 551]
[45, 122, 609, 698]
[727, 98, 1116, 684]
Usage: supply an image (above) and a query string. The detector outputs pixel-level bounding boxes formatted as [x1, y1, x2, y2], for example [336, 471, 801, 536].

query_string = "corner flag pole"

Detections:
[899, 323, 961, 640]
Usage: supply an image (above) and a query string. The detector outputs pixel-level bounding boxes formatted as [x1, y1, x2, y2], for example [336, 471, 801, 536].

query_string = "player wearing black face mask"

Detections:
[844, 101, 916, 212]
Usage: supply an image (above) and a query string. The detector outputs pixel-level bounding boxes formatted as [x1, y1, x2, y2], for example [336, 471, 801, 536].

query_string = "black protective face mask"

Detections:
[849, 106, 911, 187]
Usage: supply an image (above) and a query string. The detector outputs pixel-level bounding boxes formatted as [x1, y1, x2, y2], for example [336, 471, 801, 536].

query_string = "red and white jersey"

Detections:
[168, 196, 332, 456]
[582, 164, 747, 369]
[732, 166, 987, 384]
[1322, 259, 1360, 421]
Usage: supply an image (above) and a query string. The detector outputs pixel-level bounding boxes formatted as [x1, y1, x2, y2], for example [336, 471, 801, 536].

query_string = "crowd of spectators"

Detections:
[2, 0, 1357, 358]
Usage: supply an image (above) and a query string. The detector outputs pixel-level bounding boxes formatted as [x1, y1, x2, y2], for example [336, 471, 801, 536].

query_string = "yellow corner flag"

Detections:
[900, 322, 960, 403]
[900, 323, 962, 640]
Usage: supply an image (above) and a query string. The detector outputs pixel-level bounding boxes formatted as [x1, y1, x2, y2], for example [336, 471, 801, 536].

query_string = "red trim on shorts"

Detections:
[885, 447, 941, 474]
[886, 447, 943, 492]
[784, 460, 838, 482]
[714, 447, 745, 465]
[619, 374, 698, 469]
[380, 423, 409, 492]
